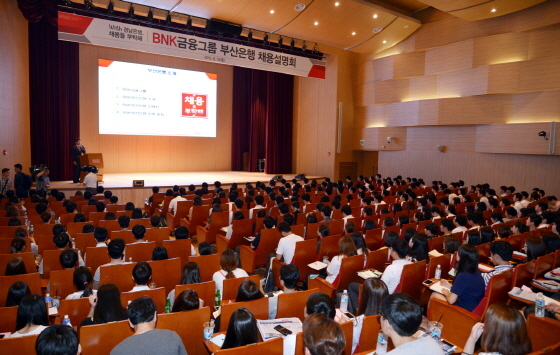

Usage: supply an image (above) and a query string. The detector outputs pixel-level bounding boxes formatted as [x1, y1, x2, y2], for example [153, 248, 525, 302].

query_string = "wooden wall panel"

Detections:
[387, 101, 422, 126]
[436, 66, 488, 98]
[407, 75, 438, 101]
[425, 39, 474, 75]
[473, 32, 529, 67]
[406, 126, 476, 152]
[509, 90, 560, 123]
[528, 24, 560, 60]
[476, 123, 560, 155]
[353, 127, 406, 151]
[79, 44, 233, 173]
[355, 81, 375, 107]
[0, 1, 30, 170]
[372, 56, 394, 81]
[374, 78, 409, 105]
[393, 51, 425, 79]
[437, 96, 509, 125]
[354, 60, 374, 86]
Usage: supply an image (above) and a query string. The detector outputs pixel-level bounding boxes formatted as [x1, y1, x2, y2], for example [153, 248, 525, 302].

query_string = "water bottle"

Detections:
[535, 292, 545, 317]
[435, 264, 442, 280]
[62, 315, 72, 327]
[45, 293, 52, 308]
[376, 330, 388, 354]
[340, 290, 349, 312]
[215, 290, 221, 307]
[164, 298, 171, 313]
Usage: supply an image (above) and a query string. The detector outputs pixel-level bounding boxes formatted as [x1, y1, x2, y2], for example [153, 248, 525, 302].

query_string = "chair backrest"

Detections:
[276, 288, 319, 321]
[425, 254, 451, 280]
[158, 196, 174, 217]
[535, 253, 556, 279]
[84, 246, 111, 273]
[428, 236, 445, 253]
[215, 337, 283, 355]
[328, 219, 345, 236]
[366, 247, 389, 272]
[99, 263, 136, 292]
[291, 224, 305, 238]
[0, 273, 41, 306]
[157, 307, 212, 355]
[175, 281, 216, 310]
[200, 211, 230, 243]
[50, 269, 76, 299]
[340, 320, 354, 355]
[74, 232, 96, 254]
[395, 260, 427, 302]
[475, 242, 492, 264]
[364, 229, 384, 251]
[0, 226, 19, 238]
[472, 268, 513, 317]
[147, 258, 181, 294]
[427, 298, 480, 347]
[318, 235, 342, 260]
[35, 234, 56, 254]
[358, 315, 382, 353]
[98, 220, 121, 232]
[189, 254, 221, 282]
[187, 205, 212, 235]
[161, 239, 191, 270]
[126, 241, 156, 262]
[79, 320, 134, 355]
[512, 260, 536, 288]
[105, 204, 126, 212]
[220, 219, 254, 253]
[57, 297, 91, 327]
[0, 306, 18, 333]
[67, 222, 91, 237]
[0, 334, 39, 355]
[336, 255, 366, 290]
[34, 223, 56, 237]
[0, 252, 36, 274]
[292, 239, 319, 279]
[120, 287, 166, 313]
[248, 228, 282, 271]
[305, 222, 321, 239]
[109, 230, 135, 244]
[222, 274, 260, 301]
[220, 297, 269, 331]
[42, 249, 64, 278]
[527, 314, 560, 352]
[88, 212, 106, 227]
[145, 227, 170, 247]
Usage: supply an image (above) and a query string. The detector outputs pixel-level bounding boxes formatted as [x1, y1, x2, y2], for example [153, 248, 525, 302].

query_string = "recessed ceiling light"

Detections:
[383, 40, 387, 43]
[373, 27, 383, 33]
[335, 2, 340, 6]
[404, 25, 408, 28]
[294, 3, 306, 11]
[373, 14, 378, 18]
[351, 32, 356, 35]
[314, 21, 319, 25]
[491, 8, 496, 12]
[270, 10, 275, 14]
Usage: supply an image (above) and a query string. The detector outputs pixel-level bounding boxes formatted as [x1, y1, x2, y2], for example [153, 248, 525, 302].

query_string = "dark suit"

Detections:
[71, 144, 86, 182]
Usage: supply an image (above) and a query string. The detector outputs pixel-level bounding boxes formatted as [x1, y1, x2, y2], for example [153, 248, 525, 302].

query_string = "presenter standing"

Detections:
[71, 138, 86, 183]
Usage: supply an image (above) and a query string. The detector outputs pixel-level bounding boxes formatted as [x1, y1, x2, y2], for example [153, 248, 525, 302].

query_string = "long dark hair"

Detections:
[16, 294, 49, 330]
[72, 267, 94, 297]
[456, 244, 479, 275]
[181, 262, 202, 285]
[221, 308, 258, 349]
[409, 234, 429, 262]
[6, 281, 31, 307]
[172, 289, 199, 313]
[235, 280, 263, 303]
[92, 284, 127, 323]
[357, 278, 388, 316]
[481, 304, 532, 355]
[220, 249, 237, 279]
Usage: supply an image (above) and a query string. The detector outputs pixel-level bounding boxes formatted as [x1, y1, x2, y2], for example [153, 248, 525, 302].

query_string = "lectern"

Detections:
[78, 153, 104, 183]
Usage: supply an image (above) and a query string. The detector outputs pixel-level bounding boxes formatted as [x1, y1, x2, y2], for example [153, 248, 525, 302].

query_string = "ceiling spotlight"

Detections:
[270, 10, 275, 14]
[107, 0, 114, 14]
[373, 14, 378, 18]
[314, 21, 319, 25]
[351, 31, 356, 35]
[186, 16, 192, 30]
[247, 30, 253, 42]
[491, 8, 496, 12]
[128, 3, 134, 18]
[290, 38, 295, 50]
[294, 3, 306, 11]
[166, 12, 172, 26]
[302, 41, 307, 51]
[335, 2, 340, 6]
[147, 8, 154, 22]
[263, 33, 269, 44]
[373, 27, 383, 33]
[278, 36, 283, 47]
[382, 40, 387, 43]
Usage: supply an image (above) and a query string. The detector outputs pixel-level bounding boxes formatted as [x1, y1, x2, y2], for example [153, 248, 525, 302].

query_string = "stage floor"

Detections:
[50, 171, 324, 190]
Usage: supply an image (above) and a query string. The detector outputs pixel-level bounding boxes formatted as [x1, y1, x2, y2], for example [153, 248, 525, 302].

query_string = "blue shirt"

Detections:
[451, 270, 485, 312]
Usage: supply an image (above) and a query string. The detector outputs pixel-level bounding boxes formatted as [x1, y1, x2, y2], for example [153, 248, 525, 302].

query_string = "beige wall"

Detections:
[353, 0, 560, 196]
[0, 1, 30, 170]
[79, 44, 233, 173]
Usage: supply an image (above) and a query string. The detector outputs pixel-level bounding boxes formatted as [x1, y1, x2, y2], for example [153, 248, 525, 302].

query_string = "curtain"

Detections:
[17, 0, 57, 25]
[27, 10, 80, 181]
[231, 67, 294, 174]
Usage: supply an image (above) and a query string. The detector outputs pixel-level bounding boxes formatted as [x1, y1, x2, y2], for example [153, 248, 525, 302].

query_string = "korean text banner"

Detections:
[58, 12, 326, 79]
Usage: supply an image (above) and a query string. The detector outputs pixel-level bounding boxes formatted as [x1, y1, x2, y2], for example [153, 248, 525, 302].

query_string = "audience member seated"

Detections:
[66, 266, 96, 299]
[267, 264, 300, 319]
[523, 236, 546, 262]
[463, 304, 531, 355]
[250, 216, 275, 250]
[407, 234, 429, 262]
[36, 324, 81, 355]
[168, 261, 202, 308]
[10, 237, 26, 253]
[131, 262, 152, 291]
[351, 278, 389, 352]
[213, 249, 249, 298]
[325, 236, 358, 284]
[221, 308, 259, 350]
[174, 226, 196, 256]
[81, 283, 127, 327]
[171, 289, 201, 313]
[93, 238, 130, 289]
[5, 256, 26, 276]
[482, 241, 513, 287]
[381, 239, 411, 294]
[380, 293, 444, 355]
[430, 244, 484, 312]
[9, 294, 50, 338]
[132, 224, 147, 243]
[275, 222, 304, 264]
[152, 246, 168, 261]
[6, 281, 31, 307]
[198, 241, 213, 256]
[111, 297, 187, 355]
[303, 313, 345, 355]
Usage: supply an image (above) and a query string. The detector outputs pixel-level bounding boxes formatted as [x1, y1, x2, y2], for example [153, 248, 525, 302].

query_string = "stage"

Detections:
[50, 171, 325, 208]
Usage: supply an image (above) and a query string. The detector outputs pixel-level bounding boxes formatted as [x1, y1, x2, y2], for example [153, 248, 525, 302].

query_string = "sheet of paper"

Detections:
[308, 261, 328, 270]
[358, 270, 379, 279]
[429, 250, 443, 257]
[210, 334, 226, 347]
[478, 264, 495, 272]
[429, 280, 450, 295]
[48, 307, 58, 316]
[257, 318, 303, 341]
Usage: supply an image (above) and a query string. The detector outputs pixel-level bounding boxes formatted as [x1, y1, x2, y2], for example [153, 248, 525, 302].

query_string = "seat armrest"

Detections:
[239, 245, 256, 274]
[216, 234, 229, 254]
[308, 277, 336, 299]
[196, 225, 209, 242]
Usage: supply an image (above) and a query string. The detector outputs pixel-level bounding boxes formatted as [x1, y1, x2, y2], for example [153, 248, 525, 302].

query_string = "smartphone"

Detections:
[441, 339, 456, 354]
[274, 325, 292, 336]
[423, 280, 435, 285]
[343, 311, 355, 319]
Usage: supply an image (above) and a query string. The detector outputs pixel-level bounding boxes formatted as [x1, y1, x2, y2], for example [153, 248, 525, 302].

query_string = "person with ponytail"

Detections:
[212, 249, 248, 299]
[66, 267, 96, 299]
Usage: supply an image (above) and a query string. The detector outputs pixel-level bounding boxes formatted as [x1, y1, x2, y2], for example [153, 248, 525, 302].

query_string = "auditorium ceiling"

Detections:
[72, 0, 549, 54]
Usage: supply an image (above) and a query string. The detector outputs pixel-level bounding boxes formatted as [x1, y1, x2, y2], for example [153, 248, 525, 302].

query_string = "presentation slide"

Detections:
[98, 59, 217, 137]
